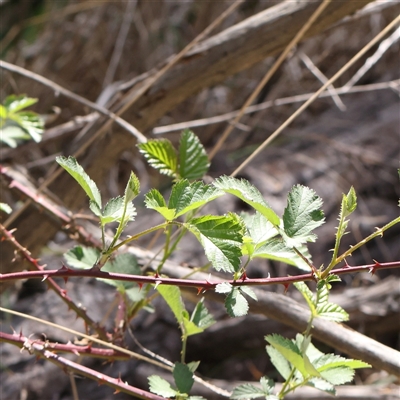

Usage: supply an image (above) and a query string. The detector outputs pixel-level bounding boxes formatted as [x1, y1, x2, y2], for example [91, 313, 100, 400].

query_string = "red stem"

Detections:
[1, 260, 399, 290]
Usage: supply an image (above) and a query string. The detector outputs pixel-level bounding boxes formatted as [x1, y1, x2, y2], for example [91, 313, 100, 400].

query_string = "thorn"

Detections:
[283, 283, 290, 294]
[63, 276, 69, 285]
[60, 289, 67, 297]
[343, 259, 351, 268]
[154, 280, 162, 289]
[137, 282, 143, 291]
[240, 271, 248, 281]
[369, 259, 381, 275]
[59, 264, 71, 272]
[42, 274, 49, 282]
[196, 287, 203, 295]
[154, 272, 160, 278]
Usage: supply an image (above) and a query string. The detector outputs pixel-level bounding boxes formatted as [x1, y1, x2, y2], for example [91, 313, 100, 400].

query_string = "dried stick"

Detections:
[152, 80, 399, 134]
[344, 25, 400, 89]
[0, 60, 146, 142]
[103, 0, 137, 88]
[231, 13, 400, 177]
[208, 0, 333, 159]
[299, 51, 346, 111]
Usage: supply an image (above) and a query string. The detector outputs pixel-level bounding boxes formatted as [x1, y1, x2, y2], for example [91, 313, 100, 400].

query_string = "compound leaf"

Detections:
[138, 139, 178, 178]
[56, 156, 102, 209]
[179, 129, 210, 180]
[282, 185, 324, 247]
[214, 177, 280, 226]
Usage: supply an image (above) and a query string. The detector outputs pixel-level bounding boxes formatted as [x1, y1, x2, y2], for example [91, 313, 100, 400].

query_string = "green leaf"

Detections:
[294, 281, 316, 315]
[240, 286, 258, 301]
[145, 189, 176, 220]
[185, 214, 243, 273]
[319, 367, 355, 385]
[145, 181, 222, 221]
[215, 282, 232, 294]
[329, 187, 357, 266]
[225, 287, 249, 317]
[266, 345, 291, 381]
[170, 180, 223, 218]
[3, 95, 38, 113]
[0, 202, 12, 214]
[314, 354, 371, 371]
[124, 171, 140, 203]
[148, 375, 177, 398]
[138, 139, 178, 178]
[99, 253, 141, 290]
[64, 246, 99, 269]
[241, 212, 279, 249]
[56, 156, 102, 209]
[307, 378, 335, 395]
[100, 196, 135, 225]
[190, 298, 215, 329]
[314, 280, 348, 322]
[157, 285, 185, 324]
[0, 125, 31, 147]
[260, 377, 275, 395]
[178, 129, 210, 180]
[230, 384, 267, 399]
[157, 285, 202, 336]
[173, 362, 194, 394]
[231, 377, 275, 399]
[187, 361, 200, 373]
[265, 334, 308, 378]
[9, 111, 44, 143]
[0, 104, 7, 119]
[214, 177, 280, 226]
[252, 238, 311, 271]
[282, 185, 325, 247]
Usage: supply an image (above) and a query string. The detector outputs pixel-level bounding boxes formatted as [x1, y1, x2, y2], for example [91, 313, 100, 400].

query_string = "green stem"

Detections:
[181, 333, 187, 364]
[110, 222, 175, 253]
[278, 367, 297, 399]
[322, 215, 400, 278]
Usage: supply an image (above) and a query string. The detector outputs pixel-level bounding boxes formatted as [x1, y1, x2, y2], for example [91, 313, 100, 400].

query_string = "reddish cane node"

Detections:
[240, 271, 248, 281]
